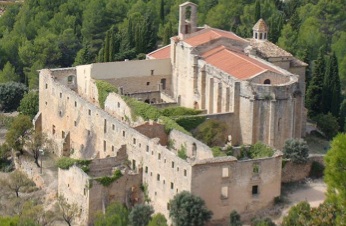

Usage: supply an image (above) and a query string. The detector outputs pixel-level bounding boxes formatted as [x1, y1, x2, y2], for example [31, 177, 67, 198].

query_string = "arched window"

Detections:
[264, 79, 271, 84]
[192, 143, 197, 157]
[144, 99, 150, 104]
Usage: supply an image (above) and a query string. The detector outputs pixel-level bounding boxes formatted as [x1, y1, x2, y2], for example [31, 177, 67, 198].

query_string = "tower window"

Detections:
[264, 79, 271, 84]
[252, 185, 259, 195]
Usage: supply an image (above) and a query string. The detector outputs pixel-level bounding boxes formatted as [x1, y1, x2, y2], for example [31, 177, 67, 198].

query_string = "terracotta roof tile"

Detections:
[147, 45, 171, 59]
[202, 46, 283, 80]
[253, 19, 268, 32]
[183, 28, 248, 47]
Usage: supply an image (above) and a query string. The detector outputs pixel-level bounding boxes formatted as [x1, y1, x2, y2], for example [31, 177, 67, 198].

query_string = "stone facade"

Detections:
[36, 2, 309, 225]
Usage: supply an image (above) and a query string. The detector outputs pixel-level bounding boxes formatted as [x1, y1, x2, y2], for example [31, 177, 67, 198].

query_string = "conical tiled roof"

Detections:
[253, 19, 268, 32]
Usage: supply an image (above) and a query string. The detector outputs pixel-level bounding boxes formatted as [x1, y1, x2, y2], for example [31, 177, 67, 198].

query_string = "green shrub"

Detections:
[0, 114, 14, 128]
[313, 113, 339, 140]
[248, 142, 274, 159]
[178, 144, 187, 160]
[160, 107, 203, 117]
[211, 146, 226, 157]
[193, 119, 227, 146]
[95, 80, 118, 109]
[159, 116, 190, 135]
[283, 138, 309, 164]
[96, 169, 123, 186]
[175, 116, 206, 131]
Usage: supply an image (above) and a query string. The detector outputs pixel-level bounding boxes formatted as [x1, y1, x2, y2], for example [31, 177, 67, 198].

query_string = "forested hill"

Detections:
[0, 0, 345, 91]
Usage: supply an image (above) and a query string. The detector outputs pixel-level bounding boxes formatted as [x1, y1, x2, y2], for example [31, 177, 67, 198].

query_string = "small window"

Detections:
[146, 145, 149, 152]
[145, 166, 148, 173]
[103, 140, 106, 152]
[184, 169, 187, 176]
[161, 78, 166, 90]
[163, 180, 166, 184]
[222, 167, 229, 178]
[88, 109, 91, 115]
[172, 161, 175, 168]
[112, 146, 114, 152]
[253, 164, 260, 174]
[60, 93, 62, 98]
[147, 82, 150, 86]
[87, 130, 91, 136]
[123, 131, 126, 137]
[264, 79, 271, 84]
[252, 185, 259, 195]
[45, 83, 48, 89]
[52, 125, 56, 135]
[177, 167, 179, 172]
[74, 121, 77, 126]
[157, 174, 160, 181]
[104, 119, 107, 133]
[158, 153, 161, 160]
[117, 102, 120, 108]
[171, 182, 174, 189]
[75, 101, 77, 107]
[112, 124, 115, 130]
[151, 70, 154, 75]
[133, 138, 136, 145]
[45, 101, 47, 106]
[62, 131, 65, 139]
[221, 186, 228, 199]
[164, 159, 167, 163]
[59, 111, 62, 117]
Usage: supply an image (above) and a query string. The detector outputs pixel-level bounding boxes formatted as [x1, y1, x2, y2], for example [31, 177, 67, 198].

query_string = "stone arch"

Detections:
[144, 99, 150, 104]
[264, 79, 271, 84]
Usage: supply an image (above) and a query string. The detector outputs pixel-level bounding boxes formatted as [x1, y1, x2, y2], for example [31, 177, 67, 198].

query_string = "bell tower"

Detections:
[253, 19, 269, 41]
[179, 2, 198, 39]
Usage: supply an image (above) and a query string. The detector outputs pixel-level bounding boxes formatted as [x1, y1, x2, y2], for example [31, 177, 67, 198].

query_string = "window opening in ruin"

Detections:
[155, 192, 157, 196]
[278, 118, 281, 132]
[60, 93, 62, 98]
[88, 109, 91, 115]
[161, 79, 166, 90]
[75, 101, 77, 107]
[104, 119, 107, 133]
[112, 124, 115, 130]
[172, 161, 175, 168]
[52, 125, 56, 135]
[87, 130, 91, 136]
[177, 167, 179, 172]
[222, 167, 229, 178]
[117, 102, 120, 108]
[62, 131, 65, 139]
[123, 131, 126, 137]
[252, 185, 259, 195]
[145, 99, 150, 103]
[145, 166, 148, 173]
[74, 121, 77, 127]
[147, 82, 150, 86]
[112, 146, 114, 152]
[192, 143, 197, 156]
[146, 145, 149, 152]
[132, 159, 136, 170]
[59, 111, 62, 117]
[157, 174, 160, 181]
[158, 153, 161, 160]
[264, 33, 267, 39]
[45, 102, 47, 106]
[164, 159, 166, 163]
[67, 75, 75, 84]
[151, 98, 156, 104]
[133, 138, 136, 145]
[163, 180, 166, 184]
[176, 189, 179, 193]
[152, 151, 154, 155]
[103, 140, 106, 152]
[184, 169, 187, 176]
[185, 25, 190, 34]
[45, 83, 48, 89]
[84, 188, 86, 196]
[221, 186, 228, 199]
[253, 164, 260, 174]
[171, 182, 174, 189]
[264, 79, 271, 84]
[150, 172, 153, 176]
[151, 70, 154, 75]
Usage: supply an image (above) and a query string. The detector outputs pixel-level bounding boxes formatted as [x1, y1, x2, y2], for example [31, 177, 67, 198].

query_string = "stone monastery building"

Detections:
[36, 2, 307, 225]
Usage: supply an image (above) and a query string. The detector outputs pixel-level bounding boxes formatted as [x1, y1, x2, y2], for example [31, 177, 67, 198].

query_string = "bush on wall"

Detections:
[95, 80, 118, 109]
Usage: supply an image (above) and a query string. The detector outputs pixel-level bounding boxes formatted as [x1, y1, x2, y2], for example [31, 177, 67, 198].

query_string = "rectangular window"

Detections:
[60, 93, 62, 98]
[88, 109, 91, 115]
[222, 167, 229, 178]
[171, 182, 174, 189]
[133, 138, 136, 145]
[171, 161, 175, 168]
[62, 131, 65, 139]
[252, 185, 259, 196]
[74, 121, 77, 126]
[52, 125, 56, 135]
[146, 145, 149, 152]
[221, 186, 228, 199]
[184, 169, 187, 176]
[112, 145, 114, 152]
[103, 140, 106, 152]
[123, 131, 126, 137]
[253, 164, 260, 174]
[158, 153, 161, 160]
[157, 174, 160, 181]
[75, 101, 77, 107]
[87, 130, 91, 136]
[112, 124, 115, 130]
[145, 166, 148, 173]
[45, 83, 48, 89]
[104, 119, 107, 133]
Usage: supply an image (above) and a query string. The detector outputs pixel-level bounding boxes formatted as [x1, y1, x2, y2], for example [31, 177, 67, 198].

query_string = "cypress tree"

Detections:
[160, 0, 165, 24]
[103, 30, 110, 62]
[255, 0, 261, 22]
[109, 29, 115, 62]
[305, 49, 326, 118]
[323, 53, 341, 117]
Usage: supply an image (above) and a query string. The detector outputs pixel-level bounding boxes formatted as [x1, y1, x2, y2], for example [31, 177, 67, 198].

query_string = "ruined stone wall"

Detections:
[58, 166, 90, 226]
[191, 154, 282, 223]
[134, 122, 168, 146]
[281, 155, 324, 183]
[168, 130, 213, 160]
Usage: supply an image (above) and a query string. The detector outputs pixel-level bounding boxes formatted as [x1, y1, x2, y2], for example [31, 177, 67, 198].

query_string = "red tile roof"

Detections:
[184, 28, 248, 47]
[147, 45, 171, 59]
[201, 46, 282, 80]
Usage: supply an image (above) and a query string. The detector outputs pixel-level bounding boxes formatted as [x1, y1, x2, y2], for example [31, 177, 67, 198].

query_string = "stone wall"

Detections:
[281, 155, 324, 183]
[191, 153, 282, 224]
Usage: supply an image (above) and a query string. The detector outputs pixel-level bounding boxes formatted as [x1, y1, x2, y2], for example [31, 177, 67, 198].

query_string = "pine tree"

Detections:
[305, 49, 325, 118]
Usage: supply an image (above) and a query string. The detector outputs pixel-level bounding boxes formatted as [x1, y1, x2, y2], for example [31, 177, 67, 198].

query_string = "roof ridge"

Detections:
[223, 49, 265, 72]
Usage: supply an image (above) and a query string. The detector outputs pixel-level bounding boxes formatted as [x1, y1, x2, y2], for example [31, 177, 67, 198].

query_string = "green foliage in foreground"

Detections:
[95, 169, 122, 186]
[129, 204, 154, 226]
[283, 138, 309, 164]
[94, 202, 129, 226]
[0, 216, 19, 225]
[248, 142, 274, 159]
[148, 213, 168, 226]
[56, 157, 91, 173]
[95, 80, 118, 109]
[314, 113, 339, 140]
[169, 191, 212, 226]
[18, 91, 39, 119]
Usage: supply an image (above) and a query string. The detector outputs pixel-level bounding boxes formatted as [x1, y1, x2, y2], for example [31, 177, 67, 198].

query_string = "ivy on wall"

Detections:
[95, 80, 118, 109]
[95, 169, 123, 186]
[56, 157, 91, 173]
[175, 116, 206, 131]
